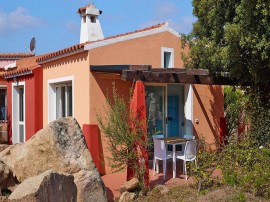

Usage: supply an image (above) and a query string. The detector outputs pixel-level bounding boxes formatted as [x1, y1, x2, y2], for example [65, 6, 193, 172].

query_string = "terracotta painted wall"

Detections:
[88, 31, 187, 68]
[42, 51, 90, 128]
[193, 85, 224, 150]
[7, 81, 12, 144]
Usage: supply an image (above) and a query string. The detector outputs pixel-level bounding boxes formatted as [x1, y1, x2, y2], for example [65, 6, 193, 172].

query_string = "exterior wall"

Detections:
[88, 31, 188, 173]
[42, 51, 90, 128]
[193, 85, 224, 150]
[7, 68, 43, 143]
[89, 31, 187, 68]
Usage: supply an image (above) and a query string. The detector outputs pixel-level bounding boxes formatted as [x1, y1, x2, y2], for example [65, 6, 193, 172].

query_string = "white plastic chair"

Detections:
[176, 140, 197, 180]
[183, 134, 195, 139]
[153, 135, 172, 179]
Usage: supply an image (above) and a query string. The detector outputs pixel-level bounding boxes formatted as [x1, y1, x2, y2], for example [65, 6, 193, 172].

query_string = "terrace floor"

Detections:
[101, 159, 194, 201]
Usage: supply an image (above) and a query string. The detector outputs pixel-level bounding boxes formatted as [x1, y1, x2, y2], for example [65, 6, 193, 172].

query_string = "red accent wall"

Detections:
[7, 81, 12, 144]
[7, 67, 43, 143]
[83, 124, 105, 175]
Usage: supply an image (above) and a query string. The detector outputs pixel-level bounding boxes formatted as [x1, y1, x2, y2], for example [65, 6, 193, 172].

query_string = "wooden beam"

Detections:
[186, 68, 209, 75]
[90, 65, 152, 73]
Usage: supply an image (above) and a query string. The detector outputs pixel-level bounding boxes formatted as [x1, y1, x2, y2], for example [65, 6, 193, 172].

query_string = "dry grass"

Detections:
[135, 185, 269, 202]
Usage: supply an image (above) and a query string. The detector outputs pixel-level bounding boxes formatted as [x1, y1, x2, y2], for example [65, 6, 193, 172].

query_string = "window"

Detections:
[161, 47, 174, 68]
[48, 76, 74, 123]
[164, 52, 171, 68]
[56, 84, 72, 119]
[0, 89, 7, 121]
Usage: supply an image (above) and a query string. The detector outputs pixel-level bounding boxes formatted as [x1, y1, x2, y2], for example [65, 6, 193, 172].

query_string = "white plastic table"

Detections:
[163, 137, 189, 178]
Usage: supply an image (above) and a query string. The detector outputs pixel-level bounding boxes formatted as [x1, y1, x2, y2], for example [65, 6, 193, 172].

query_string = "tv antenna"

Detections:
[29, 37, 36, 54]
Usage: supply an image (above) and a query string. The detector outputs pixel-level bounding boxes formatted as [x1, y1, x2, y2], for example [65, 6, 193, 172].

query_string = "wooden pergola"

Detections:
[90, 65, 236, 85]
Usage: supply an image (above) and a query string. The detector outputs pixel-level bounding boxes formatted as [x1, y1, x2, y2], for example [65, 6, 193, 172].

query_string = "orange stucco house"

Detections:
[32, 4, 224, 174]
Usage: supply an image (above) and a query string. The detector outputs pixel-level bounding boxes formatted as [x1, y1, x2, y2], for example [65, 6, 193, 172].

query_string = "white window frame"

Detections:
[184, 84, 193, 135]
[161, 47, 174, 68]
[12, 81, 26, 144]
[48, 76, 74, 123]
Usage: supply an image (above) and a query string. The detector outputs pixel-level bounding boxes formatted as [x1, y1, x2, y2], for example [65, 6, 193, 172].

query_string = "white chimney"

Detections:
[78, 4, 104, 43]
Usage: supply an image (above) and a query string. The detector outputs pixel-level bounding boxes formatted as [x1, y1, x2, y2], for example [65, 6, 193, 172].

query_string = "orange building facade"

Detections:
[36, 22, 224, 174]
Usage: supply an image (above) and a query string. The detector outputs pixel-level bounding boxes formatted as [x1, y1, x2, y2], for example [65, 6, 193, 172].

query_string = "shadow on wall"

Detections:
[91, 72, 133, 174]
[193, 85, 224, 150]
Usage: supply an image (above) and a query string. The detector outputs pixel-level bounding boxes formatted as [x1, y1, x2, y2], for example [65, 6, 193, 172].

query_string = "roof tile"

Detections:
[0, 53, 34, 59]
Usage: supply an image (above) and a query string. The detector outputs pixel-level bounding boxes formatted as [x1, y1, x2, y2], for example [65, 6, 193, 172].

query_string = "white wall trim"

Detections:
[3, 61, 16, 70]
[161, 47, 174, 68]
[12, 81, 25, 144]
[47, 76, 74, 124]
[184, 84, 193, 135]
[84, 22, 180, 50]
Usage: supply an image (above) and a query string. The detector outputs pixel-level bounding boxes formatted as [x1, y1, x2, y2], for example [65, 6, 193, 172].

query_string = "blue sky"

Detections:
[0, 0, 195, 55]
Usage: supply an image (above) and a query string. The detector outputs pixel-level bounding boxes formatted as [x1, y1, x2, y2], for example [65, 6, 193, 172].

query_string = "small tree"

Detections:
[97, 82, 149, 187]
[182, 0, 270, 144]
[224, 86, 246, 137]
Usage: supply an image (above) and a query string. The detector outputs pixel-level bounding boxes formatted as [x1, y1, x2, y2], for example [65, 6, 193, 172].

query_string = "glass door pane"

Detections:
[67, 85, 72, 116]
[145, 86, 165, 137]
[167, 84, 184, 137]
[19, 88, 24, 122]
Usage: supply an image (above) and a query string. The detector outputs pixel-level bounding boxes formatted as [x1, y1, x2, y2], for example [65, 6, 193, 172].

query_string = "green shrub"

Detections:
[97, 82, 150, 187]
[219, 135, 270, 198]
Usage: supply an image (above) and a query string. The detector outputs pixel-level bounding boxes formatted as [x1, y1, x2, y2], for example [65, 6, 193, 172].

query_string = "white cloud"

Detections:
[0, 7, 42, 35]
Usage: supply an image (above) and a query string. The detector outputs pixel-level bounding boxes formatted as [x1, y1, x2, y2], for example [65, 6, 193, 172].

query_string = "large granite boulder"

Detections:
[9, 170, 77, 201]
[0, 117, 107, 202]
[0, 161, 18, 190]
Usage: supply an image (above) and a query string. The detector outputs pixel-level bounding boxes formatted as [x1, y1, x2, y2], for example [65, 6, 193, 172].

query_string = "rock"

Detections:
[120, 178, 139, 193]
[0, 196, 8, 202]
[119, 191, 136, 202]
[74, 170, 107, 202]
[0, 117, 107, 202]
[9, 170, 77, 201]
[0, 145, 9, 153]
[0, 161, 18, 189]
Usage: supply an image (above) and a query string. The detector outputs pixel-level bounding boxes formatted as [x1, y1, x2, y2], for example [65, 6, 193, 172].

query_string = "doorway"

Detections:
[12, 83, 25, 143]
[145, 84, 185, 138]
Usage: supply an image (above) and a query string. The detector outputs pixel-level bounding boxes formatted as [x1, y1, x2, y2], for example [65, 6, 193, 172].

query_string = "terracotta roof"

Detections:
[98, 22, 166, 41]
[36, 43, 86, 62]
[0, 53, 34, 59]
[1, 55, 42, 78]
[77, 3, 94, 14]
[1, 67, 35, 78]
[37, 22, 167, 63]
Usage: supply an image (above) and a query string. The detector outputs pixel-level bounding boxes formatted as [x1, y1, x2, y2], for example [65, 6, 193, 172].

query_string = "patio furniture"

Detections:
[176, 139, 197, 180]
[163, 137, 189, 178]
[183, 134, 195, 139]
[153, 135, 172, 179]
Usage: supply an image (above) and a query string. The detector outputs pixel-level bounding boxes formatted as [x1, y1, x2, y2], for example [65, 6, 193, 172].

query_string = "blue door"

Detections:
[167, 95, 179, 137]
[167, 84, 184, 137]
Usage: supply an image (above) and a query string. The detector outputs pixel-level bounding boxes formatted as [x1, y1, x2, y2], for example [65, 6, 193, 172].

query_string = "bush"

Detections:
[193, 135, 270, 199]
[219, 135, 270, 198]
[97, 82, 150, 187]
